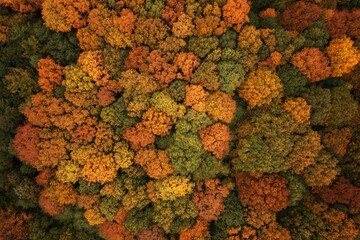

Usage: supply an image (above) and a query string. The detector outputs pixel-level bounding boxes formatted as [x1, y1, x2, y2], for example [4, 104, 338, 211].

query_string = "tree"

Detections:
[235, 172, 290, 212]
[326, 36, 359, 77]
[199, 123, 231, 159]
[283, 97, 311, 124]
[280, 1, 323, 32]
[192, 179, 229, 222]
[37, 57, 64, 93]
[291, 48, 331, 82]
[134, 147, 173, 179]
[239, 68, 283, 109]
[222, 0, 250, 32]
[42, 0, 91, 32]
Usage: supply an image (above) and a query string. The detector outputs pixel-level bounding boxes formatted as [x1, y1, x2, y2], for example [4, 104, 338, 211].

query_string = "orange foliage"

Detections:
[283, 97, 311, 124]
[199, 123, 231, 158]
[46, 180, 77, 206]
[179, 219, 210, 240]
[161, 0, 185, 25]
[259, 8, 277, 18]
[125, 46, 150, 72]
[76, 26, 104, 51]
[37, 129, 69, 169]
[222, 0, 250, 32]
[280, 1, 323, 32]
[69, 118, 97, 144]
[12, 124, 40, 167]
[239, 69, 283, 109]
[123, 123, 155, 151]
[99, 220, 134, 240]
[77, 194, 100, 210]
[205, 91, 236, 124]
[235, 173, 290, 212]
[132, 17, 169, 46]
[77, 50, 110, 87]
[137, 226, 166, 240]
[142, 108, 172, 136]
[291, 48, 331, 82]
[147, 50, 178, 87]
[172, 13, 195, 38]
[194, 3, 226, 36]
[174, 52, 200, 81]
[184, 85, 209, 107]
[192, 179, 229, 222]
[42, 0, 90, 32]
[326, 36, 360, 77]
[326, 10, 360, 40]
[322, 128, 352, 157]
[134, 148, 173, 179]
[37, 56, 64, 93]
[24, 93, 65, 127]
[38, 189, 65, 216]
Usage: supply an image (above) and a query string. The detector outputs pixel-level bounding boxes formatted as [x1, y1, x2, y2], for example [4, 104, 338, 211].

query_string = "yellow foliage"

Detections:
[147, 175, 195, 202]
[326, 36, 360, 77]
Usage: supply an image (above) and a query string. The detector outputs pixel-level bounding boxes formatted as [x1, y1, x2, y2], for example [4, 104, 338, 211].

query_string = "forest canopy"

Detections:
[0, 0, 359, 239]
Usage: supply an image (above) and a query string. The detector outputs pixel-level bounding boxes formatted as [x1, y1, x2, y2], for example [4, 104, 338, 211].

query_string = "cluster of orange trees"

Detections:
[0, 0, 359, 239]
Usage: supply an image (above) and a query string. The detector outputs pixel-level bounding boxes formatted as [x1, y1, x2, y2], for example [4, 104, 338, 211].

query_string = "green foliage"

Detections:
[218, 61, 246, 94]
[282, 172, 308, 206]
[168, 132, 205, 175]
[3, 68, 38, 98]
[275, 28, 292, 52]
[99, 197, 121, 221]
[166, 80, 187, 103]
[188, 36, 219, 58]
[302, 20, 329, 49]
[175, 109, 213, 134]
[278, 64, 308, 97]
[192, 153, 230, 181]
[220, 29, 238, 49]
[125, 206, 153, 233]
[211, 192, 245, 240]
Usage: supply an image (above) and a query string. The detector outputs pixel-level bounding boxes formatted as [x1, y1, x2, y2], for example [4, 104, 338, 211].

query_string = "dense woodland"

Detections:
[0, 0, 359, 239]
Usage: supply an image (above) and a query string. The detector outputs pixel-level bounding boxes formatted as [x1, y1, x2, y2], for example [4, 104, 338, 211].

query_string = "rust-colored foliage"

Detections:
[199, 123, 231, 158]
[161, 0, 185, 25]
[99, 209, 134, 240]
[76, 26, 104, 51]
[137, 226, 166, 240]
[174, 52, 200, 81]
[322, 128, 352, 157]
[235, 173, 290, 212]
[291, 48, 331, 82]
[222, 0, 250, 32]
[280, 1, 323, 32]
[0, 0, 43, 13]
[123, 123, 155, 151]
[125, 46, 150, 72]
[97, 80, 123, 107]
[326, 9, 360, 40]
[178, 219, 210, 240]
[12, 124, 40, 167]
[42, 0, 90, 32]
[194, 3, 226, 36]
[313, 177, 360, 208]
[172, 13, 195, 38]
[23, 93, 65, 127]
[0, 209, 30, 240]
[134, 148, 173, 179]
[35, 168, 53, 186]
[38, 189, 65, 216]
[192, 179, 229, 222]
[147, 50, 177, 87]
[37, 57, 64, 93]
[132, 17, 169, 46]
